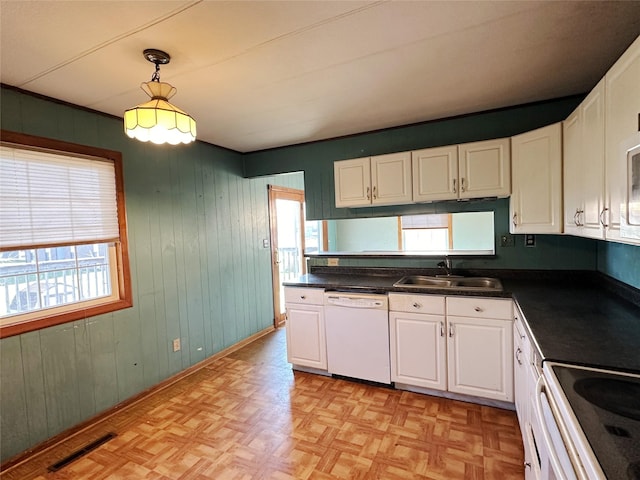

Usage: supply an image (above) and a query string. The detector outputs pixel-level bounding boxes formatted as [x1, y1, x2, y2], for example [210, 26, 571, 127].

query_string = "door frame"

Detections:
[268, 185, 306, 327]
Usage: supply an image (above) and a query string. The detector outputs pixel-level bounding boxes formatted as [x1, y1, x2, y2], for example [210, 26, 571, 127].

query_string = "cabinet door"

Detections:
[334, 157, 371, 207]
[411, 146, 459, 202]
[580, 79, 606, 239]
[563, 109, 582, 235]
[510, 123, 563, 234]
[458, 138, 511, 199]
[389, 311, 447, 390]
[447, 316, 513, 402]
[370, 152, 412, 205]
[513, 315, 529, 436]
[606, 36, 640, 244]
[285, 304, 326, 369]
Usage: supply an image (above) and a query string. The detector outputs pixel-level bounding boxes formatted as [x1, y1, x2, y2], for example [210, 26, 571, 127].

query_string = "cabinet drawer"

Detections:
[389, 293, 445, 315]
[446, 296, 513, 320]
[284, 287, 324, 305]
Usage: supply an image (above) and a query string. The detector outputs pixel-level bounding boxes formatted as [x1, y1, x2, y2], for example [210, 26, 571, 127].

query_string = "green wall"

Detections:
[0, 87, 304, 462]
[597, 241, 640, 289]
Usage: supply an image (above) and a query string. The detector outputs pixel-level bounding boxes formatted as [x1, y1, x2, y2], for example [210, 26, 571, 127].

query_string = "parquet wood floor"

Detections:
[2, 328, 524, 479]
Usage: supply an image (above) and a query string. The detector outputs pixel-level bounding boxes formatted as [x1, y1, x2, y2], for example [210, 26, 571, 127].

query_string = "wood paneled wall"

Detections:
[0, 87, 304, 463]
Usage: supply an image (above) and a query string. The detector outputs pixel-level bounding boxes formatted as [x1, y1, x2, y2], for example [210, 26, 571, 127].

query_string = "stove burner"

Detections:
[574, 377, 640, 421]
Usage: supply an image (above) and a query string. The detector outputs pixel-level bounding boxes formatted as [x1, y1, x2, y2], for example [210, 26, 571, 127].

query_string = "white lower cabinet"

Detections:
[389, 294, 447, 390]
[389, 293, 514, 403]
[447, 315, 513, 402]
[513, 303, 543, 479]
[513, 307, 530, 436]
[284, 287, 327, 370]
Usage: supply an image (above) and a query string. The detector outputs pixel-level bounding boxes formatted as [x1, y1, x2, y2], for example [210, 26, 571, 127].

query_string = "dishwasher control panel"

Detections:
[324, 293, 388, 309]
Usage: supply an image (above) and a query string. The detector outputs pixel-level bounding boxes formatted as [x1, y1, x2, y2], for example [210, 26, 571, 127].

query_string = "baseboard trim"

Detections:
[0, 325, 276, 472]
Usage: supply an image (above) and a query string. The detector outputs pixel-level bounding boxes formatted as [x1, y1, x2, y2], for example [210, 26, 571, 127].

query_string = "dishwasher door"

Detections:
[324, 293, 391, 384]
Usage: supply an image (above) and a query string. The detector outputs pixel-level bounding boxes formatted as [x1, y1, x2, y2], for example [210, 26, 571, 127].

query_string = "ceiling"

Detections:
[2, 1, 640, 153]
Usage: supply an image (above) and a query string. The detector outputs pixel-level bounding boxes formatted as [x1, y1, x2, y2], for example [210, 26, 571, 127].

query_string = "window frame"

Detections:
[0, 130, 132, 338]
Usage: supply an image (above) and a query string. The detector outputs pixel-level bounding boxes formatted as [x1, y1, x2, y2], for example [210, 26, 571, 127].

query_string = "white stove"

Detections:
[541, 362, 640, 480]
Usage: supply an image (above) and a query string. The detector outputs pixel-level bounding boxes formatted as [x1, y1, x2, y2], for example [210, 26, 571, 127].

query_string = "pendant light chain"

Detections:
[151, 63, 161, 83]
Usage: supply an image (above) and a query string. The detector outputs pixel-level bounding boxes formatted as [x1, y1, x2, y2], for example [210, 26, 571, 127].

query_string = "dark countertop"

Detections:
[504, 278, 640, 374]
[284, 268, 640, 374]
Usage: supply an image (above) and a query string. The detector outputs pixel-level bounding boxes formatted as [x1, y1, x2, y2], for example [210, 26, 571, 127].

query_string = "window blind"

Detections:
[0, 145, 119, 249]
[401, 214, 449, 229]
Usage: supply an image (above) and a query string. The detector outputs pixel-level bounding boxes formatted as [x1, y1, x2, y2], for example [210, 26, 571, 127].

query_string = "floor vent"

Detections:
[47, 432, 117, 472]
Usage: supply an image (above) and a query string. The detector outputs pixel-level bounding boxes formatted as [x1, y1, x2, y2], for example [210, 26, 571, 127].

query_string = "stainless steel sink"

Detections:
[454, 277, 502, 289]
[393, 275, 456, 287]
[393, 275, 503, 291]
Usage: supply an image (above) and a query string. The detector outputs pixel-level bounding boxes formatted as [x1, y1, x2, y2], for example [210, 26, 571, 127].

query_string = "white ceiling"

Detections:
[2, 1, 640, 153]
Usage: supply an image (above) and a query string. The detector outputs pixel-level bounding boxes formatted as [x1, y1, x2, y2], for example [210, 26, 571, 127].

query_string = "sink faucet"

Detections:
[437, 257, 453, 276]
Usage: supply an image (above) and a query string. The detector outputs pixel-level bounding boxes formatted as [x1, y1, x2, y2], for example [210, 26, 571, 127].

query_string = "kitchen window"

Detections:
[401, 214, 452, 251]
[0, 131, 132, 338]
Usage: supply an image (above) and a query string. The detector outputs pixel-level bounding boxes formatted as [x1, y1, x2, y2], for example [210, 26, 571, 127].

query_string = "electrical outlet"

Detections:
[327, 258, 339, 266]
[172, 338, 181, 352]
[500, 235, 515, 247]
[525, 234, 536, 247]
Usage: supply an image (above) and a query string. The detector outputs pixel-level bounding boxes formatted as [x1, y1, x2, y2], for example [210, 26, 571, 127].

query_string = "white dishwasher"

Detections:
[324, 292, 391, 384]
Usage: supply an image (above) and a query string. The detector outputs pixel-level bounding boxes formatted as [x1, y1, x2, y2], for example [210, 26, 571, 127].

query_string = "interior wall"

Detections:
[0, 87, 304, 463]
[597, 241, 640, 289]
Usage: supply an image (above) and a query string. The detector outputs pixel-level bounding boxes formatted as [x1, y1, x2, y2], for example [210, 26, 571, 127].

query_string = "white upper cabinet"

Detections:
[458, 138, 511, 199]
[334, 152, 412, 208]
[412, 138, 510, 203]
[510, 123, 563, 234]
[412, 145, 459, 202]
[563, 109, 582, 236]
[563, 79, 606, 239]
[605, 35, 640, 244]
[581, 81, 606, 239]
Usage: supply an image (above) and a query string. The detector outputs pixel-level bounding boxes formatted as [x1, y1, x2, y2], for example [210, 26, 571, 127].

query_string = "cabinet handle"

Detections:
[372, 186, 377, 199]
[440, 321, 444, 337]
[366, 186, 371, 200]
[512, 213, 517, 228]
[577, 209, 585, 227]
[412, 302, 421, 309]
[599, 207, 609, 228]
[300, 295, 306, 300]
[524, 462, 531, 470]
[448, 324, 454, 337]
[573, 208, 580, 227]
[474, 306, 483, 312]
[516, 347, 523, 365]
[460, 178, 466, 192]
[452, 178, 457, 193]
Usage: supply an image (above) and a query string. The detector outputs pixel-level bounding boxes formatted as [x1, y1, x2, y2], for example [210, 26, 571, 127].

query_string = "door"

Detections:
[563, 109, 582, 235]
[285, 303, 326, 369]
[334, 157, 371, 207]
[389, 310, 447, 390]
[605, 36, 640, 243]
[268, 185, 306, 327]
[510, 123, 563, 234]
[370, 152, 412, 205]
[458, 138, 511, 199]
[447, 316, 513, 402]
[580, 79, 605, 239]
[411, 145, 459, 202]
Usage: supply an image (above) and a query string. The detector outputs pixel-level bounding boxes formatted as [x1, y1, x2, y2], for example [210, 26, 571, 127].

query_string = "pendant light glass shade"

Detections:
[124, 81, 196, 145]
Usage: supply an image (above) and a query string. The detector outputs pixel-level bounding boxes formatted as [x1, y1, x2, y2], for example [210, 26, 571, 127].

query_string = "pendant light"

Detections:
[124, 49, 196, 145]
